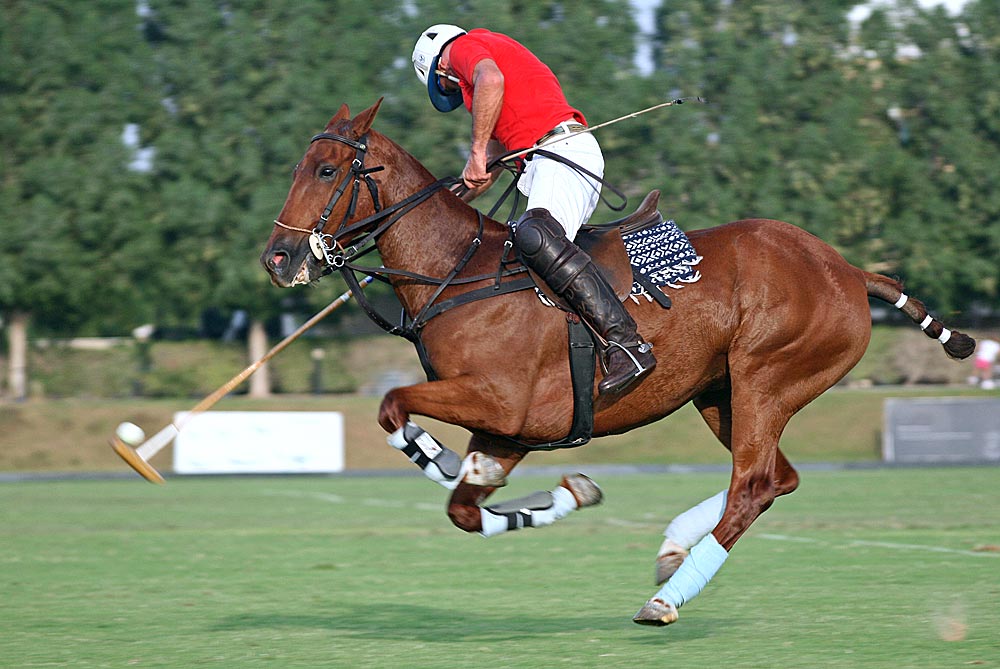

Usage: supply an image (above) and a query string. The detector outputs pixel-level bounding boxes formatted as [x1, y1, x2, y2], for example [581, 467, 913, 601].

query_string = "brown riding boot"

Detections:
[514, 208, 656, 397]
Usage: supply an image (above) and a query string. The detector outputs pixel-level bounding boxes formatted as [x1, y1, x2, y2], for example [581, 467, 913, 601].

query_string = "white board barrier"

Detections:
[882, 397, 1000, 464]
[173, 411, 344, 475]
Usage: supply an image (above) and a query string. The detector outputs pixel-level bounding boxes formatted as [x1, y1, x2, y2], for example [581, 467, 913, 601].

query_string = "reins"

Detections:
[481, 148, 629, 220]
[273, 131, 530, 342]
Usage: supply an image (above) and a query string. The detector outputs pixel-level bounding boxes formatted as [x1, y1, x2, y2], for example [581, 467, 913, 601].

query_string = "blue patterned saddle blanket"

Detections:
[623, 217, 702, 302]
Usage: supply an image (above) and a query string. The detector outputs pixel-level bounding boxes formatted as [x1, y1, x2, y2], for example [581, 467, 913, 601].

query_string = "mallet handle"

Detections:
[495, 97, 705, 163]
[134, 275, 373, 461]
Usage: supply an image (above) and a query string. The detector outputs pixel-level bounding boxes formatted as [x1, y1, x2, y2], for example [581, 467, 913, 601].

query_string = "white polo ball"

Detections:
[116, 421, 146, 447]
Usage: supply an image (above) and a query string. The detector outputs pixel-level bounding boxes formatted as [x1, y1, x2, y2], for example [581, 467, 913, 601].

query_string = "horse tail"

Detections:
[864, 273, 976, 360]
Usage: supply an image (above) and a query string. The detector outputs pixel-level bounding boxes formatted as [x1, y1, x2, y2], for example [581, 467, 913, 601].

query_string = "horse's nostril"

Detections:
[269, 252, 287, 270]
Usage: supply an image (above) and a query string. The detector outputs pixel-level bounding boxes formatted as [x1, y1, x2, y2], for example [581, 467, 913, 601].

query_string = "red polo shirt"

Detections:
[449, 29, 586, 152]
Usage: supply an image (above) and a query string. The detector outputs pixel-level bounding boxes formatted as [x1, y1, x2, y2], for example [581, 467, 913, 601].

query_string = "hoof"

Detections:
[461, 452, 508, 487]
[655, 541, 689, 585]
[561, 473, 603, 508]
[633, 598, 679, 626]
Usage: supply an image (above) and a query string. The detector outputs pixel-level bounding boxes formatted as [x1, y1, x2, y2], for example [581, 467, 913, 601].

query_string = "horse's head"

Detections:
[261, 100, 383, 288]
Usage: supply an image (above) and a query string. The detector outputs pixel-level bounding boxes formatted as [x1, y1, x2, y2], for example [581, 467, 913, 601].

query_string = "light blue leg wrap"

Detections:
[664, 489, 728, 548]
[654, 533, 729, 608]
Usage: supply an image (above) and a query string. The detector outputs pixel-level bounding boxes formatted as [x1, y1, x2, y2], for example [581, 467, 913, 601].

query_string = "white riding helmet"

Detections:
[412, 24, 466, 85]
[412, 24, 467, 112]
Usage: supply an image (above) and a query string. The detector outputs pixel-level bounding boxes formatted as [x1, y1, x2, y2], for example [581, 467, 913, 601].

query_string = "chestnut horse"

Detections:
[260, 100, 975, 626]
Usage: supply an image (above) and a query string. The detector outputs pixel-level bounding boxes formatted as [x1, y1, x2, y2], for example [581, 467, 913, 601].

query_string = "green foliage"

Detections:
[647, 0, 999, 313]
[28, 344, 138, 399]
[0, 2, 163, 334]
[2, 0, 998, 341]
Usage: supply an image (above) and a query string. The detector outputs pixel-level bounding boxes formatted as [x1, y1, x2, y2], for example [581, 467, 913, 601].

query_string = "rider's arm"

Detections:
[458, 139, 506, 201]
[462, 58, 504, 190]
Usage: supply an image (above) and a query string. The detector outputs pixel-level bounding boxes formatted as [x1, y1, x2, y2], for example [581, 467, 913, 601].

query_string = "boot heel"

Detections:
[598, 341, 656, 396]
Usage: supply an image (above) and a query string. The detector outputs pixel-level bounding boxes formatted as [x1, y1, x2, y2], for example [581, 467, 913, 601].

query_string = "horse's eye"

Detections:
[318, 165, 338, 180]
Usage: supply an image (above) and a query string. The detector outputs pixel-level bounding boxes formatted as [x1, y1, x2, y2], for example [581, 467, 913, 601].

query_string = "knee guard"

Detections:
[513, 208, 590, 293]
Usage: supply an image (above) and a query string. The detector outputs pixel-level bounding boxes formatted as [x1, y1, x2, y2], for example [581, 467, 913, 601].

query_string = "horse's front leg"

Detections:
[379, 375, 526, 435]
[386, 420, 507, 489]
[379, 378, 602, 534]
[379, 377, 519, 490]
[446, 434, 603, 536]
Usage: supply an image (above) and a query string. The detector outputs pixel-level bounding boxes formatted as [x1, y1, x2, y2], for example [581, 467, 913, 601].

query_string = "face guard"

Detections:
[426, 55, 463, 112]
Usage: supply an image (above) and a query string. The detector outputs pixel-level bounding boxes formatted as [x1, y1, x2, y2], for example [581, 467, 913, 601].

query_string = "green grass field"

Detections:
[2, 468, 998, 668]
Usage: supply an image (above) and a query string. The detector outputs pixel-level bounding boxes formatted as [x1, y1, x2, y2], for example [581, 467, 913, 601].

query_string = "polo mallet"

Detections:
[109, 275, 374, 483]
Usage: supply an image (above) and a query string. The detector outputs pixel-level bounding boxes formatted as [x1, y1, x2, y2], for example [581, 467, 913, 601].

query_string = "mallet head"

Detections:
[109, 435, 165, 484]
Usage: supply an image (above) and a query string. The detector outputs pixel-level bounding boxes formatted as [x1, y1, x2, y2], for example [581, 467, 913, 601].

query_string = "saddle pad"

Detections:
[623, 218, 702, 302]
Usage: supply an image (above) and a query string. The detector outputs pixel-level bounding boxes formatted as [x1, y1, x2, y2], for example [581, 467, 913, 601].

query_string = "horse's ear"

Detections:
[350, 98, 384, 136]
[326, 104, 351, 129]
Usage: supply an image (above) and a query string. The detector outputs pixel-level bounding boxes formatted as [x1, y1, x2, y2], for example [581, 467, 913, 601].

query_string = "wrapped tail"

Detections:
[865, 273, 976, 360]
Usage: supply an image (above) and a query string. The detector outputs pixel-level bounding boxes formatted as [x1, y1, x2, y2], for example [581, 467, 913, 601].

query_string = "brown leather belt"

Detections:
[535, 122, 587, 146]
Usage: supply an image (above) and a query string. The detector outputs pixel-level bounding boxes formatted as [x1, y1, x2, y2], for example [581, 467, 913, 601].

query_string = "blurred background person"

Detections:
[973, 337, 999, 389]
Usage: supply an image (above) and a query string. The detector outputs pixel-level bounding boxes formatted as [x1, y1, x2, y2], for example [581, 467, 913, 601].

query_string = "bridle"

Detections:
[273, 131, 475, 272]
[271, 130, 529, 341]
[273, 131, 387, 268]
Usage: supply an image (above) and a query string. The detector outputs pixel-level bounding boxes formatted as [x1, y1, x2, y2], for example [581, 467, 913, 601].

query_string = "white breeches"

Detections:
[519, 129, 604, 241]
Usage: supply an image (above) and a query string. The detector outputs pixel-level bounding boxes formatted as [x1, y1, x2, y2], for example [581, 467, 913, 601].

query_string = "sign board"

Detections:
[882, 397, 1000, 464]
[173, 411, 344, 475]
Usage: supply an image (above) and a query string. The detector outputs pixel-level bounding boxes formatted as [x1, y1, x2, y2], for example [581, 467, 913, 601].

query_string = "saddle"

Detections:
[579, 189, 664, 300]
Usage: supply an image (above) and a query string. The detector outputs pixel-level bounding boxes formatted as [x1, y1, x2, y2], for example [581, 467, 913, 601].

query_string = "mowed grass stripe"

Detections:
[1, 468, 997, 668]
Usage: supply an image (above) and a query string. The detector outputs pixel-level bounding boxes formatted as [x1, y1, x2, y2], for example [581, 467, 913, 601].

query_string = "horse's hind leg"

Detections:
[653, 390, 800, 585]
[636, 384, 801, 626]
[651, 390, 732, 584]
[695, 386, 800, 498]
[446, 434, 603, 536]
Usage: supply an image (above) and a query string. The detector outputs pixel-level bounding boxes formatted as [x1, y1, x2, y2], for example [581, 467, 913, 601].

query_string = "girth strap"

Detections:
[632, 270, 672, 309]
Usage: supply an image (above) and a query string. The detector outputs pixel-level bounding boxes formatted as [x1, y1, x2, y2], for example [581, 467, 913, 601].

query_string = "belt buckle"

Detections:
[537, 121, 583, 147]
[538, 125, 563, 146]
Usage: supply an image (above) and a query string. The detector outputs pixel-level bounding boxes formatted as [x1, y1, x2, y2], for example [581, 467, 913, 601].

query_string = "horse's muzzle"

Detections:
[261, 242, 315, 288]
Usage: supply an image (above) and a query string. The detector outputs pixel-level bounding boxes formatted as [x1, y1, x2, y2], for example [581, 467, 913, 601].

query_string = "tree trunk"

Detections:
[7, 311, 29, 401]
[247, 319, 271, 398]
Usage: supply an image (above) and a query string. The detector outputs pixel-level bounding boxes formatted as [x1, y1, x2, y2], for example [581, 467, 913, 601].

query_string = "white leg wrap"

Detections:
[654, 534, 729, 608]
[662, 489, 728, 550]
[387, 421, 463, 490]
[894, 293, 908, 308]
[479, 486, 578, 538]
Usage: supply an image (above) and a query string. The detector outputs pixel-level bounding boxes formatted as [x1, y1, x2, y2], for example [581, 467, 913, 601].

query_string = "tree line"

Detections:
[2, 0, 998, 398]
